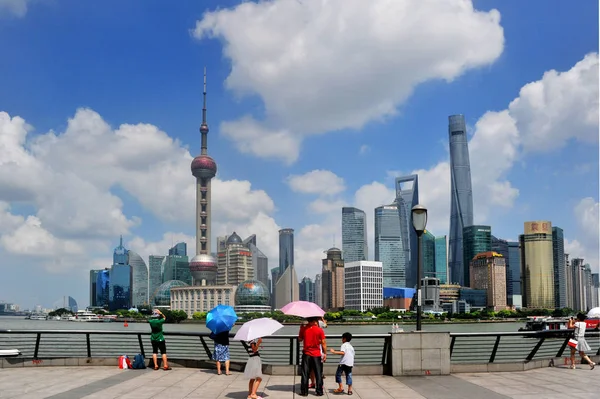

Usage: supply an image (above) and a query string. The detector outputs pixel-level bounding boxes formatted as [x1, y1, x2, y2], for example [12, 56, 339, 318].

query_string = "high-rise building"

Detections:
[448, 115, 474, 286]
[592, 273, 600, 308]
[342, 207, 368, 263]
[421, 277, 442, 312]
[89, 269, 102, 307]
[109, 237, 132, 311]
[344, 261, 383, 312]
[189, 69, 219, 286]
[520, 221, 554, 309]
[275, 265, 299, 309]
[299, 276, 315, 303]
[278, 228, 294, 275]
[423, 230, 436, 279]
[162, 243, 192, 285]
[95, 268, 110, 307]
[463, 225, 492, 287]
[322, 247, 345, 311]
[374, 204, 406, 287]
[148, 255, 165, 299]
[128, 250, 149, 307]
[491, 236, 509, 302]
[583, 263, 593, 311]
[507, 242, 521, 307]
[552, 227, 567, 309]
[243, 235, 269, 289]
[434, 236, 448, 284]
[470, 251, 507, 311]
[270, 267, 280, 308]
[314, 274, 323, 308]
[217, 232, 254, 286]
[395, 175, 419, 288]
[565, 254, 573, 309]
[169, 242, 187, 256]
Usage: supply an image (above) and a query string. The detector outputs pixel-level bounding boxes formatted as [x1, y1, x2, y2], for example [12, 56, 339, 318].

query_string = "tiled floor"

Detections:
[0, 366, 597, 399]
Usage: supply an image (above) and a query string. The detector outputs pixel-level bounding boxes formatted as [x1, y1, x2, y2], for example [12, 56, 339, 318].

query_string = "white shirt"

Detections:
[339, 342, 355, 367]
[574, 321, 586, 340]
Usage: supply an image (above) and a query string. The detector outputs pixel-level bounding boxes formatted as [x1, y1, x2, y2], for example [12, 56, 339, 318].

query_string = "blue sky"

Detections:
[0, 0, 597, 309]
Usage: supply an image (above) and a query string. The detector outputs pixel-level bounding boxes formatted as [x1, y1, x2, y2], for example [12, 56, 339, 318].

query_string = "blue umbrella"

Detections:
[206, 305, 238, 334]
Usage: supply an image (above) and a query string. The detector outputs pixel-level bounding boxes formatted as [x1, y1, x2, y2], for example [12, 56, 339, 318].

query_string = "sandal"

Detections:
[333, 388, 344, 393]
[348, 391, 353, 395]
[591, 363, 595, 370]
[153, 366, 159, 370]
[163, 367, 172, 371]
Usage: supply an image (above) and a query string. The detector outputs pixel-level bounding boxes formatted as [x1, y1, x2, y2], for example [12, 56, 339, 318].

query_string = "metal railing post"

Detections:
[86, 333, 91, 358]
[199, 336, 212, 359]
[489, 336, 501, 363]
[525, 337, 546, 362]
[289, 338, 294, 366]
[137, 334, 145, 357]
[33, 333, 41, 359]
[449, 336, 456, 356]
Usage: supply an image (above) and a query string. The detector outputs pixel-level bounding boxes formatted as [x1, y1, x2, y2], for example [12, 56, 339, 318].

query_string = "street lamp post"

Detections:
[411, 204, 428, 331]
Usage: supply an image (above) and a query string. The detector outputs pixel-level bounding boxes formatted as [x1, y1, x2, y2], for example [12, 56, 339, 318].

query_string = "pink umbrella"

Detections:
[281, 301, 325, 318]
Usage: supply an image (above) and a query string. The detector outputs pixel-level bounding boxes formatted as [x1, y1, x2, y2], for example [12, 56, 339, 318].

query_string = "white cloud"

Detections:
[287, 169, 346, 196]
[308, 198, 348, 215]
[0, 0, 29, 17]
[569, 197, 600, 272]
[0, 108, 282, 275]
[193, 0, 504, 163]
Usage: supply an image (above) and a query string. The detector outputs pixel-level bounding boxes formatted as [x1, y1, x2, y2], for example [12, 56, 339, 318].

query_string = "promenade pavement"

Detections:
[0, 365, 597, 399]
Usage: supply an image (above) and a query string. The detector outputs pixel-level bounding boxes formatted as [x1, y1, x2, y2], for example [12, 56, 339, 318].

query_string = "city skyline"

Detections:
[0, 1, 598, 308]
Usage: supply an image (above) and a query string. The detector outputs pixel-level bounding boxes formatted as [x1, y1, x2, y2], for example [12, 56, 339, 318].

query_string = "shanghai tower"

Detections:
[448, 115, 474, 286]
[189, 69, 218, 286]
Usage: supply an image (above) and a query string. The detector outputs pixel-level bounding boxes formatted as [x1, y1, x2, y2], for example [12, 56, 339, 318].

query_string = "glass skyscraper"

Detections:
[552, 227, 566, 309]
[278, 228, 294, 274]
[507, 241, 521, 305]
[128, 250, 149, 307]
[423, 230, 436, 279]
[148, 255, 165, 300]
[520, 221, 554, 309]
[434, 236, 448, 284]
[462, 225, 492, 287]
[169, 242, 187, 256]
[95, 269, 110, 307]
[342, 207, 367, 263]
[374, 204, 406, 287]
[395, 175, 419, 288]
[448, 115, 474, 286]
[109, 237, 132, 310]
[299, 276, 315, 303]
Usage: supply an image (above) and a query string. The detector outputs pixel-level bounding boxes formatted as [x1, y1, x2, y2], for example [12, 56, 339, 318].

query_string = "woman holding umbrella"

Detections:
[206, 305, 238, 376]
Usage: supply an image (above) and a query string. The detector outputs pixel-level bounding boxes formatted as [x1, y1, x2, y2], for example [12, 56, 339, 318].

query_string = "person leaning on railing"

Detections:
[567, 313, 596, 370]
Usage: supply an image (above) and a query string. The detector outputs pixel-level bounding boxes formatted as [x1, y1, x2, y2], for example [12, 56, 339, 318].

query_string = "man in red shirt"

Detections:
[298, 317, 327, 396]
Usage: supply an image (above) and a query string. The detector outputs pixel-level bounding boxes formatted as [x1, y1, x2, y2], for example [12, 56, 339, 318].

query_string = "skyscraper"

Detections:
[169, 242, 187, 256]
[243, 235, 269, 289]
[278, 228, 294, 274]
[217, 232, 253, 286]
[109, 237, 132, 311]
[423, 230, 436, 278]
[395, 175, 419, 287]
[552, 227, 567, 309]
[448, 115, 474, 286]
[374, 204, 406, 287]
[520, 221, 554, 309]
[322, 247, 345, 311]
[434, 236, 448, 284]
[162, 243, 192, 285]
[470, 252, 507, 311]
[342, 207, 368, 263]
[299, 276, 315, 303]
[463, 225, 492, 287]
[507, 242, 521, 307]
[189, 69, 218, 286]
[128, 250, 149, 306]
[148, 255, 165, 299]
[89, 269, 102, 307]
[95, 268, 110, 307]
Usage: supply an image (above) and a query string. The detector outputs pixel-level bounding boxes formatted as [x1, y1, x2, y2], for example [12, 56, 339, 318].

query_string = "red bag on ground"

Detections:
[118, 355, 132, 369]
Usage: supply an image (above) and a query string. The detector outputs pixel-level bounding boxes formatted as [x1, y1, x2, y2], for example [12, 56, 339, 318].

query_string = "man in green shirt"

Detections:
[148, 309, 171, 370]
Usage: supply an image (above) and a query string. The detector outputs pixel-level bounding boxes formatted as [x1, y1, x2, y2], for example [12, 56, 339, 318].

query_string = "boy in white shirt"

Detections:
[330, 332, 355, 395]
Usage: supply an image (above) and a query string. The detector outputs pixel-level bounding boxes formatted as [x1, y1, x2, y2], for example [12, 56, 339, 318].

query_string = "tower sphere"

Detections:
[189, 254, 217, 284]
[191, 155, 217, 179]
[200, 123, 209, 134]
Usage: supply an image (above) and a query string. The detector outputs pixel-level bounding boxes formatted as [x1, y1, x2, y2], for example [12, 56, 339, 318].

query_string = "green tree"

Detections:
[192, 312, 207, 320]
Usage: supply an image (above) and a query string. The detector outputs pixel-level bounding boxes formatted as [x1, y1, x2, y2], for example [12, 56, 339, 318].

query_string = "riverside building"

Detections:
[344, 261, 383, 312]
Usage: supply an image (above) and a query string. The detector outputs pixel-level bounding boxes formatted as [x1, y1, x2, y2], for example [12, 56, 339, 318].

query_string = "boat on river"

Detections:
[519, 316, 600, 333]
[71, 310, 101, 322]
[27, 313, 48, 321]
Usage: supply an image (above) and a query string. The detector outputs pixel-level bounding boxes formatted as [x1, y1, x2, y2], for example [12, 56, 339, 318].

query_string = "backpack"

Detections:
[131, 354, 146, 369]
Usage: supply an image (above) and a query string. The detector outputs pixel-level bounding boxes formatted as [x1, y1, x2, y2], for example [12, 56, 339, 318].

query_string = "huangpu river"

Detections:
[0, 316, 525, 334]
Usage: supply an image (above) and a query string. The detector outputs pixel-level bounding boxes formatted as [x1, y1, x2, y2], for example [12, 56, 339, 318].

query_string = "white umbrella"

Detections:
[587, 307, 600, 319]
[233, 317, 284, 341]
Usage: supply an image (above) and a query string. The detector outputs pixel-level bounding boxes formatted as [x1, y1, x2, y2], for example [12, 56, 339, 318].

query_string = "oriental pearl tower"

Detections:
[189, 69, 218, 286]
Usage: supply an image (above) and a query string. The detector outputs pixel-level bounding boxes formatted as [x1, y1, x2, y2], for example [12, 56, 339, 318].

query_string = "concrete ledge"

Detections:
[390, 331, 451, 376]
[451, 355, 600, 373]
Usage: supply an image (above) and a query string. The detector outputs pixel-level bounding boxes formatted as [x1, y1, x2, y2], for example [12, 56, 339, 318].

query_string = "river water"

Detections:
[0, 316, 525, 334]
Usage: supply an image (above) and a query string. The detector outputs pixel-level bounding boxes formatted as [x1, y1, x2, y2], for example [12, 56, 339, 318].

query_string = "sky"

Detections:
[0, 0, 598, 310]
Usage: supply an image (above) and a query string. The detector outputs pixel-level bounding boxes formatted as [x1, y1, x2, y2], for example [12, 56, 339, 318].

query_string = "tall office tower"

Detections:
[448, 115, 474, 286]
[565, 254, 573, 309]
[344, 261, 384, 312]
[109, 237, 132, 311]
[321, 247, 345, 311]
[374, 204, 406, 287]
[169, 242, 187, 256]
[583, 263, 593, 311]
[552, 227, 567, 309]
[299, 276, 315, 302]
[270, 267, 280, 307]
[243, 235, 269, 289]
[217, 232, 253, 286]
[568, 258, 586, 310]
[275, 264, 299, 309]
[162, 243, 192, 285]
[128, 250, 149, 306]
[95, 268, 110, 307]
[148, 255, 165, 299]
[591, 273, 600, 308]
[434, 236, 448, 284]
[519, 221, 554, 309]
[470, 252, 507, 311]
[189, 69, 218, 286]
[89, 269, 102, 307]
[507, 242, 521, 307]
[395, 175, 419, 287]
[462, 226, 492, 287]
[314, 274, 323, 308]
[423, 230, 436, 278]
[491, 236, 509, 300]
[278, 228, 295, 274]
[342, 207, 368, 263]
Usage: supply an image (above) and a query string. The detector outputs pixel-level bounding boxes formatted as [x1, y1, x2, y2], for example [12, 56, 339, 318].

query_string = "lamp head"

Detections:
[411, 204, 428, 235]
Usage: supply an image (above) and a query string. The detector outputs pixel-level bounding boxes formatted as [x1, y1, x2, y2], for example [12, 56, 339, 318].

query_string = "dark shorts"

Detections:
[151, 340, 167, 354]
